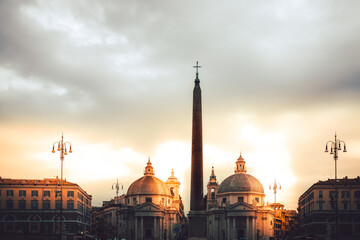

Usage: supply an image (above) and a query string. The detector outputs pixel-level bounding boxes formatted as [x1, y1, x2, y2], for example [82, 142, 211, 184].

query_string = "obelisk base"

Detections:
[187, 210, 207, 239]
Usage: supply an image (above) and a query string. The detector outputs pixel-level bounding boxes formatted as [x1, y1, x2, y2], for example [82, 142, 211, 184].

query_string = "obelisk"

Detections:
[188, 61, 207, 239]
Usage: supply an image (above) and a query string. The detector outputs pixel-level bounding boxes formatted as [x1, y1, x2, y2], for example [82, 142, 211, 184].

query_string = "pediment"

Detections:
[135, 202, 164, 212]
[226, 201, 256, 211]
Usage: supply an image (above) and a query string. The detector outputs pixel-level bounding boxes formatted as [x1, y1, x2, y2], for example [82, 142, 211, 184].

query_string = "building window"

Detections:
[29, 215, 41, 233]
[19, 200, 26, 209]
[78, 202, 83, 212]
[44, 190, 50, 197]
[355, 191, 360, 198]
[6, 200, 14, 209]
[222, 198, 227, 203]
[4, 216, 15, 232]
[342, 202, 349, 210]
[238, 197, 244, 202]
[7, 190, 14, 197]
[77, 192, 83, 200]
[318, 202, 324, 211]
[255, 197, 259, 203]
[31, 190, 38, 197]
[67, 191, 74, 197]
[43, 200, 50, 210]
[319, 190, 323, 198]
[19, 190, 26, 197]
[342, 191, 350, 198]
[67, 200, 74, 209]
[330, 201, 336, 210]
[330, 191, 338, 199]
[31, 200, 38, 209]
[146, 197, 152, 203]
[356, 202, 360, 210]
[55, 200, 61, 210]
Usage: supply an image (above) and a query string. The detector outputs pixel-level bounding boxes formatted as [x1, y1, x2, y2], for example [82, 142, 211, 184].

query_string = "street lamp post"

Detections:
[112, 178, 124, 205]
[325, 133, 347, 240]
[112, 179, 123, 239]
[52, 134, 72, 240]
[269, 178, 281, 203]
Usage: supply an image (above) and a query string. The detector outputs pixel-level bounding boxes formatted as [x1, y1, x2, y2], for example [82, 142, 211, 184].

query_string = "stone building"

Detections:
[0, 177, 92, 240]
[270, 203, 299, 239]
[297, 176, 360, 239]
[92, 158, 186, 240]
[206, 154, 275, 240]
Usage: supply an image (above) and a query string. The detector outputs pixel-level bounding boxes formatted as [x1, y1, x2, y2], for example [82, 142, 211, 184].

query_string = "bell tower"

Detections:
[166, 169, 180, 201]
[207, 166, 219, 210]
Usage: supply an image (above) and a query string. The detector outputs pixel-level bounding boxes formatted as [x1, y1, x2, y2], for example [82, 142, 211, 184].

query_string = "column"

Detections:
[154, 217, 157, 239]
[140, 217, 143, 240]
[135, 217, 137, 240]
[246, 217, 249, 240]
[249, 217, 254, 240]
[233, 217, 236, 239]
[252, 217, 256, 240]
[227, 217, 230, 240]
[169, 214, 172, 240]
[160, 217, 163, 240]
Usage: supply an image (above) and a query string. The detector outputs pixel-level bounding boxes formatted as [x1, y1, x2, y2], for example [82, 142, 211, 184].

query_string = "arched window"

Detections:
[4, 215, 16, 233]
[29, 215, 41, 233]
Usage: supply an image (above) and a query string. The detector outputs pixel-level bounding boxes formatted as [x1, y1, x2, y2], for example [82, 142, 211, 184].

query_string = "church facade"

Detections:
[103, 159, 186, 240]
[205, 154, 275, 240]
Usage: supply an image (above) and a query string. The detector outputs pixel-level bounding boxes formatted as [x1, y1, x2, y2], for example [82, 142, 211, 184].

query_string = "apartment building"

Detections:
[0, 177, 92, 240]
[297, 176, 360, 240]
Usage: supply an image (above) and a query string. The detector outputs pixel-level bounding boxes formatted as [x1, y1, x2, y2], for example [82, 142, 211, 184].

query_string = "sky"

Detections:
[1, 0, 360, 212]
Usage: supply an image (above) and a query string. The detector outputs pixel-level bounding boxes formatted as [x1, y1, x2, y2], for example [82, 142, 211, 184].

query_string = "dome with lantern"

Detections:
[127, 158, 171, 197]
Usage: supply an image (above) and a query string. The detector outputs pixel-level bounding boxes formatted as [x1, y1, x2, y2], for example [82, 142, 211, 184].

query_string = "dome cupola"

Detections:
[127, 158, 170, 196]
[218, 154, 264, 194]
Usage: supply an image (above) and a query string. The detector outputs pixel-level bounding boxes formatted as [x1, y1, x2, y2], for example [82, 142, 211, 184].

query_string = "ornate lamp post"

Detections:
[52, 134, 72, 240]
[325, 133, 347, 240]
[112, 179, 123, 239]
[112, 178, 124, 205]
[269, 178, 281, 203]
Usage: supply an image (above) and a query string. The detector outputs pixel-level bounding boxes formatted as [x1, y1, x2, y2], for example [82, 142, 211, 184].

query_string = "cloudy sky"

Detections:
[1, 0, 360, 212]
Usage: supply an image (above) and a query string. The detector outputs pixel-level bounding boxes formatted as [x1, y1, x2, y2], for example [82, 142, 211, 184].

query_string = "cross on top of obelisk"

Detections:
[193, 61, 201, 83]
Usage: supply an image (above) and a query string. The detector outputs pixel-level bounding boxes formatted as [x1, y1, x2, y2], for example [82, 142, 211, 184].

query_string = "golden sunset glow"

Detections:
[1, 1, 360, 218]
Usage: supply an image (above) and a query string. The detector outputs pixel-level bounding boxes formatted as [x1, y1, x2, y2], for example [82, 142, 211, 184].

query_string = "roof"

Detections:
[218, 173, 264, 194]
[0, 177, 91, 198]
[0, 177, 77, 186]
[298, 176, 360, 200]
[127, 175, 171, 196]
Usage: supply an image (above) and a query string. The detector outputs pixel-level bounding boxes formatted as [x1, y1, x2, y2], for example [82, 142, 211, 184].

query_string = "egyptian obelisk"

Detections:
[188, 61, 207, 239]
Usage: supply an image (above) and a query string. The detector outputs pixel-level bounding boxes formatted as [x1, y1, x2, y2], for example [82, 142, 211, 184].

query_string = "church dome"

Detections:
[127, 175, 170, 196]
[127, 158, 171, 196]
[218, 173, 264, 194]
[217, 154, 264, 194]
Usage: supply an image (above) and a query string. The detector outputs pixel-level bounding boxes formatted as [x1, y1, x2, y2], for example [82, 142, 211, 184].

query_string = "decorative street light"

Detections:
[325, 133, 347, 240]
[112, 179, 123, 239]
[112, 178, 123, 205]
[269, 178, 281, 203]
[52, 134, 72, 240]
